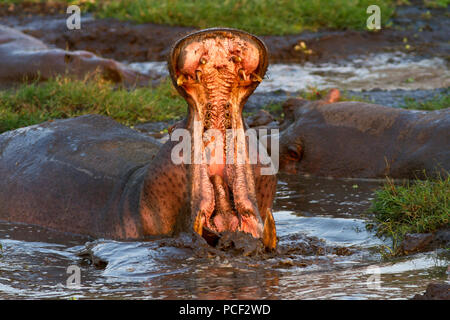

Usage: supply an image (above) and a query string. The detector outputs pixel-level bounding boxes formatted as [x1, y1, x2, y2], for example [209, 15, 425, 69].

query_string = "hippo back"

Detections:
[0, 115, 161, 237]
[280, 99, 450, 178]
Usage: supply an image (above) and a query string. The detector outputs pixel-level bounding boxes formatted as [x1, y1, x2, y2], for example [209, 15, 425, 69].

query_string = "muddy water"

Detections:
[129, 52, 450, 92]
[0, 174, 448, 299]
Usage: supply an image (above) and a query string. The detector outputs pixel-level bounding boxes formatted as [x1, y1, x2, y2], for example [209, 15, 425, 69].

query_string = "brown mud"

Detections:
[412, 282, 450, 300]
[1, 0, 448, 64]
[77, 229, 354, 272]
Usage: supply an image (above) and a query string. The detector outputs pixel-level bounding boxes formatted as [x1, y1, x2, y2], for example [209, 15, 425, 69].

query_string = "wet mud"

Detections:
[1, 0, 448, 64]
[1, 2, 447, 108]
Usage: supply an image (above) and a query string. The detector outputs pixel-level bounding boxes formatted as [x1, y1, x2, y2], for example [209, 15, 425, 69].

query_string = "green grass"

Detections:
[424, 0, 450, 8]
[298, 86, 370, 102]
[262, 103, 283, 115]
[2, 0, 396, 35]
[91, 0, 396, 35]
[367, 175, 450, 256]
[0, 76, 187, 134]
[0, 75, 287, 133]
[400, 91, 450, 111]
[2, 0, 69, 3]
[1, 76, 447, 135]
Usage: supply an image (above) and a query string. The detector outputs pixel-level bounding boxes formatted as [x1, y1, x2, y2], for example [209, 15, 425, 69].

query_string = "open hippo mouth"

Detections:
[168, 28, 271, 243]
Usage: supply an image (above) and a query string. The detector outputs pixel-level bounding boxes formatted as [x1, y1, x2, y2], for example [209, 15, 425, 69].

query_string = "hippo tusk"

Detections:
[251, 73, 262, 82]
[263, 208, 277, 250]
[195, 70, 202, 83]
[177, 74, 186, 86]
[238, 68, 247, 81]
[193, 212, 204, 237]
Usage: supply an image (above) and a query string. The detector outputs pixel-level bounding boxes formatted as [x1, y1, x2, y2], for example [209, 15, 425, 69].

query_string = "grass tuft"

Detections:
[399, 91, 450, 111]
[91, 0, 396, 35]
[367, 174, 450, 256]
[2, 0, 396, 35]
[0, 76, 187, 134]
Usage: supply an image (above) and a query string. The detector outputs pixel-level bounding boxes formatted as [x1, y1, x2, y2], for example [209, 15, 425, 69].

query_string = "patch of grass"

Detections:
[91, 0, 396, 35]
[2, 0, 396, 35]
[299, 86, 329, 101]
[400, 91, 450, 111]
[2, 0, 70, 3]
[0, 76, 186, 133]
[262, 103, 283, 115]
[366, 175, 450, 256]
[298, 86, 370, 102]
[424, 0, 450, 8]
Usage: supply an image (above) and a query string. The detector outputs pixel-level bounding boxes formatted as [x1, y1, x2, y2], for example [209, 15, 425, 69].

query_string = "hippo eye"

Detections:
[287, 146, 301, 160]
[200, 57, 207, 65]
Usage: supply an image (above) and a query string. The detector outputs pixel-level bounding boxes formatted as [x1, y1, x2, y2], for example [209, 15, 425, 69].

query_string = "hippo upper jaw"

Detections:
[168, 28, 270, 241]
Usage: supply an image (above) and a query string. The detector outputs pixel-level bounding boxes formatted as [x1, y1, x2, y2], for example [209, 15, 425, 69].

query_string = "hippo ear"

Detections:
[167, 28, 269, 100]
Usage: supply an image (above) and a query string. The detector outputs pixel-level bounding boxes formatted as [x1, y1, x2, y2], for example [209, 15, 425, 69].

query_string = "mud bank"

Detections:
[1, 1, 448, 64]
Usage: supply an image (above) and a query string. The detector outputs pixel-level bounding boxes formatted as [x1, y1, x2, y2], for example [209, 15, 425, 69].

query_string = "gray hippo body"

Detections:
[0, 24, 150, 86]
[0, 115, 163, 238]
[278, 95, 449, 179]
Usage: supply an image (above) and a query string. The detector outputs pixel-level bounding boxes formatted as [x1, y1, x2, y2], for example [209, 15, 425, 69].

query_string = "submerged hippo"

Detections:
[0, 29, 277, 249]
[277, 89, 449, 178]
[0, 24, 150, 86]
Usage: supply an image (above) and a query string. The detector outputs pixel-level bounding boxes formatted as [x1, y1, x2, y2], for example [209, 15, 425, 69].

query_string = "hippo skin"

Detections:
[277, 90, 450, 179]
[0, 24, 150, 86]
[0, 29, 278, 248]
[0, 115, 162, 238]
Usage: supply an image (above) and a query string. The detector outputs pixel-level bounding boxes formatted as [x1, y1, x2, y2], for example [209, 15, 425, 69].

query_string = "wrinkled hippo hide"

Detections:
[0, 24, 150, 86]
[0, 115, 162, 238]
[278, 96, 449, 179]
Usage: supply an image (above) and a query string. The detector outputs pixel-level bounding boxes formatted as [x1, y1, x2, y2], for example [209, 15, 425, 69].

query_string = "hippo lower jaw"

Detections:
[169, 28, 271, 242]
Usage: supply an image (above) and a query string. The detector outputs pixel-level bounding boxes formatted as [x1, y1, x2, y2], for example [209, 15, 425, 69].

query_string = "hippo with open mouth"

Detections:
[0, 28, 278, 249]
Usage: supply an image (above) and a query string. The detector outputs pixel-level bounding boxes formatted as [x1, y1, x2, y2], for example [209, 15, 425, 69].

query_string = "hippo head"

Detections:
[277, 89, 341, 174]
[168, 28, 272, 243]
